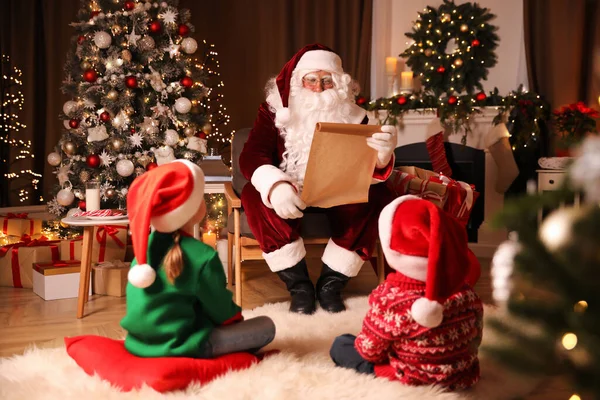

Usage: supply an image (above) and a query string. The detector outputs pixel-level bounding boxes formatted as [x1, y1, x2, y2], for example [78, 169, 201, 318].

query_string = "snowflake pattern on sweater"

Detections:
[355, 272, 483, 390]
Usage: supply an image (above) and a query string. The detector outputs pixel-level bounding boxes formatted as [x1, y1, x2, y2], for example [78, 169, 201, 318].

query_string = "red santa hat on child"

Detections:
[272, 43, 344, 127]
[378, 195, 479, 328]
[126, 160, 205, 288]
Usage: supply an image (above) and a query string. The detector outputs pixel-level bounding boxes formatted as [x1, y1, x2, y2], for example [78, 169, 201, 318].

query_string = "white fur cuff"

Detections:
[263, 238, 306, 272]
[251, 164, 294, 208]
[322, 239, 364, 277]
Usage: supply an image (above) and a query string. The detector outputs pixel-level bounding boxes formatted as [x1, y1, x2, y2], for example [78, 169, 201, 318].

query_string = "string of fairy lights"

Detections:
[1, 54, 42, 204]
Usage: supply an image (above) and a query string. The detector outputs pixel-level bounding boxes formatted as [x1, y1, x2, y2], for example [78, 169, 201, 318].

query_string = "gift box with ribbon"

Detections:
[92, 260, 130, 297]
[32, 260, 90, 300]
[0, 235, 60, 288]
[60, 225, 128, 263]
[387, 166, 479, 226]
[0, 213, 42, 237]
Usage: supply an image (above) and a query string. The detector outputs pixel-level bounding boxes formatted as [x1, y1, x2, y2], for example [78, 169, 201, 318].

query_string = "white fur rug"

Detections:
[0, 297, 539, 400]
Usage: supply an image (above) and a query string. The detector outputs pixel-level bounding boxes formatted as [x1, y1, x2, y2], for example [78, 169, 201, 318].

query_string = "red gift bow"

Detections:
[1, 213, 35, 235]
[66, 236, 84, 260]
[96, 225, 127, 262]
[0, 235, 59, 288]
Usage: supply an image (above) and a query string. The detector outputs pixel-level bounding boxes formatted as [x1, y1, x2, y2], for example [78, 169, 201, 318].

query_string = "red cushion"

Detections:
[65, 335, 260, 392]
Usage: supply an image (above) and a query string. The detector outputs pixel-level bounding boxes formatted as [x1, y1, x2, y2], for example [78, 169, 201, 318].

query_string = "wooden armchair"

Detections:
[224, 128, 385, 307]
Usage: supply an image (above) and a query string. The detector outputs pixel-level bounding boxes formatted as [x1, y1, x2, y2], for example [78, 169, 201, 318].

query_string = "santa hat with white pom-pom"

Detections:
[126, 159, 205, 289]
[378, 195, 479, 328]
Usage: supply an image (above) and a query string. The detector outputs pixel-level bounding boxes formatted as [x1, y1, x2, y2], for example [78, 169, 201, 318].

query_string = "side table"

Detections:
[61, 216, 129, 318]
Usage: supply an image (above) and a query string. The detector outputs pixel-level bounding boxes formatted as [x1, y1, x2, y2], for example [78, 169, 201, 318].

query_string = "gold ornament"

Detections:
[107, 90, 119, 101]
[111, 138, 124, 151]
[454, 58, 463, 67]
[79, 170, 91, 183]
[184, 126, 196, 137]
[183, 151, 194, 160]
[60, 221, 70, 228]
[441, 13, 451, 23]
[80, 60, 92, 70]
[105, 188, 116, 199]
[111, 24, 122, 35]
[460, 24, 469, 32]
[137, 155, 151, 168]
[62, 141, 76, 155]
[202, 123, 212, 134]
[121, 49, 132, 62]
[424, 49, 433, 57]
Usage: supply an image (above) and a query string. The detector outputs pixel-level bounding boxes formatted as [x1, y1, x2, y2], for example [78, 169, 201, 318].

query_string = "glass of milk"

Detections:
[85, 181, 101, 211]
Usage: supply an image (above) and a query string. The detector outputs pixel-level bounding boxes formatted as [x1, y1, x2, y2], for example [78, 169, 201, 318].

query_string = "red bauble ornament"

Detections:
[124, 1, 135, 11]
[197, 132, 207, 139]
[471, 39, 481, 47]
[146, 162, 158, 171]
[396, 96, 408, 105]
[83, 69, 98, 83]
[437, 66, 446, 74]
[77, 35, 86, 45]
[125, 76, 138, 89]
[90, 10, 100, 18]
[180, 76, 194, 88]
[78, 201, 86, 211]
[356, 96, 367, 105]
[130, 127, 136, 134]
[149, 20, 162, 34]
[68, 119, 80, 129]
[86, 154, 100, 168]
[448, 96, 458, 105]
[475, 92, 487, 101]
[100, 111, 111, 122]
[178, 24, 190, 37]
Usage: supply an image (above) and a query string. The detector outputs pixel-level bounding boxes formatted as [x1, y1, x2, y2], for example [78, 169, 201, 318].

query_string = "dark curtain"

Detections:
[0, 0, 373, 206]
[524, 0, 600, 109]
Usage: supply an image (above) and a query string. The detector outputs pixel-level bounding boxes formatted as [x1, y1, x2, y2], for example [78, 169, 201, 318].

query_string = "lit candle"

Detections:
[400, 71, 414, 92]
[202, 231, 217, 249]
[385, 57, 398, 75]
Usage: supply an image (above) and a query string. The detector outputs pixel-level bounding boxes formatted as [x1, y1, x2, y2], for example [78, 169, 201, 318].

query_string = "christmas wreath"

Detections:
[401, 0, 499, 96]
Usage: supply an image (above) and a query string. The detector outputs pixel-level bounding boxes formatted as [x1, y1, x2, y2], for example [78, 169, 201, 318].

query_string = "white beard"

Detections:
[279, 87, 355, 187]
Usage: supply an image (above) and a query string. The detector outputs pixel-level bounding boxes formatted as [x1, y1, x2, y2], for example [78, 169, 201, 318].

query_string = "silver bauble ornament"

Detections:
[47, 152, 62, 166]
[107, 89, 119, 101]
[138, 36, 155, 51]
[94, 31, 112, 49]
[164, 129, 179, 146]
[63, 101, 78, 116]
[57, 188, 75, 206]
[66, 207, 81, 218]
[181, 38, 198, 54]
[116, 159, 135, 177]
[174, 97, 192, 114]
[184, 126, 196, 137]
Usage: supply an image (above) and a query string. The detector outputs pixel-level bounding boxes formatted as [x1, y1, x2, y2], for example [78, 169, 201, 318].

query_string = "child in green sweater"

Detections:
[121, 159, 275, 358]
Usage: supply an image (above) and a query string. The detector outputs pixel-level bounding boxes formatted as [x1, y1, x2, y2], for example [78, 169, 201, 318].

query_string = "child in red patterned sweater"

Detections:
[330, 195, 483, 390]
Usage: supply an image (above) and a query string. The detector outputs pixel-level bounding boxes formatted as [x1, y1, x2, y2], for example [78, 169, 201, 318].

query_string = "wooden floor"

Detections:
[0, 257, 572, 399]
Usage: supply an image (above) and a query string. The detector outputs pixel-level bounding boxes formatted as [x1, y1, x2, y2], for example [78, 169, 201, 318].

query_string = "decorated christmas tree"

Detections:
[488, 135, 600, 398]
[0, 54, 43, 206]
[46, 0, 231, 218]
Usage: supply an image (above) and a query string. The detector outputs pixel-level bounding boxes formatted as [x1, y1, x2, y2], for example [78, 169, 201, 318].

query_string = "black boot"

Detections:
[276, 259, 316, 315]
[316, 264, 350, 313]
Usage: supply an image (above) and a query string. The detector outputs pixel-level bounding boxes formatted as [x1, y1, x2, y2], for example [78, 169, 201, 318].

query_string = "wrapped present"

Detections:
[32, 260, 90, 300]
[59, 225, 128, 262]
[124, 244, 135, 262]
[0, 236, 60, 288]
[387, 166, 479, 226]
[0, 213, 42, 237]
[92, 260, 130, 297]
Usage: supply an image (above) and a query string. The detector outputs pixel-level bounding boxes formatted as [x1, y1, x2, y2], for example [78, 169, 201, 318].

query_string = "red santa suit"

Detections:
[239, 44, 394, 280]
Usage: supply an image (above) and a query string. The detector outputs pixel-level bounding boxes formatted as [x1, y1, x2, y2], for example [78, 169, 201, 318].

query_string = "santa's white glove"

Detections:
[269, 182, 306, 219]
[367, 125, 397, 169]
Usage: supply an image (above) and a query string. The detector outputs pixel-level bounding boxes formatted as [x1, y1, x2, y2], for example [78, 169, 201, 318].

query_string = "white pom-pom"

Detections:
[411, 298, 444, 328]
[275, 108, 291, 128]
[128, 264, 156, 288]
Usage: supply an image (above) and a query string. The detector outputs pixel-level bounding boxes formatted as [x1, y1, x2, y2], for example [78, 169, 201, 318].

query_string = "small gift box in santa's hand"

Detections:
[0, 236, 60, 288]
[32, 260, 91, 301]
[0, 213, 42, 237]
[93, 260, 130, 297]
[60, 225, 128, 262]
[387, 166, 479, 226]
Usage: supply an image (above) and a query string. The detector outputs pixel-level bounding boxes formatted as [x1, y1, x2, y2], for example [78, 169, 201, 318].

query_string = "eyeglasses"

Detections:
[302, 74, 334, 89]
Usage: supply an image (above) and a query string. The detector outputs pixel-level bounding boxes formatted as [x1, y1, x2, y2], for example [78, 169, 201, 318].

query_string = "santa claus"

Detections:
[239, 44, 397, 314]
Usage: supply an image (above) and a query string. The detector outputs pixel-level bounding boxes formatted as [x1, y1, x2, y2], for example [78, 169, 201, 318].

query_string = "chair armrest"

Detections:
[224, 182, 241, 208]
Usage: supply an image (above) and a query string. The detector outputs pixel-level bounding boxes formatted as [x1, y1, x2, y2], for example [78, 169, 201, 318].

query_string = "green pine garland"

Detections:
[401, 0, 499, 96]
